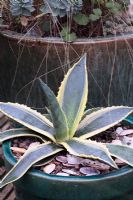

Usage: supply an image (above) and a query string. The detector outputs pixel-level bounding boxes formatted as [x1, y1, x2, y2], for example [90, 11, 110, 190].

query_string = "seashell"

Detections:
[43, 163, 56, 174]
[56, 156, 67, 163]
[80, 167, 100, 175]
[91, 161, 110, 171]
[67, 154, 83, 165]
[81, 159, 95, 166]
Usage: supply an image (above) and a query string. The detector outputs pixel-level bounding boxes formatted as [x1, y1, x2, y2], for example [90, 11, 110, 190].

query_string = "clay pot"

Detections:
[0, 30, 133, 108]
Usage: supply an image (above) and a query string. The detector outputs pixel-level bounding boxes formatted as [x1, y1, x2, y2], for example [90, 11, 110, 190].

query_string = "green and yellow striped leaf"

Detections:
[38, 79, 69, 142]
[76, 106, 133, 139]
[82, 107, 102, 120]
[60, 138, 117, 168]
[0, 128, 46, 143]
[106, 143, 133, 167]
[57, 54, 88, 139]
[0, 103, 55, 142]
[0, 142, 63, 188]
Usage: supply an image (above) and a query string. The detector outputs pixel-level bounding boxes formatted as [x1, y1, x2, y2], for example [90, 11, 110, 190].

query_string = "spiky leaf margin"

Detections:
[57, 54, 88, 139]
[0, 103, 55, 142]
[0, 128, 46, 143]
[76, 106, 133, 139]
[106, 143, 133, 167]
[60, 138, 117, 168]
[0, 142, 63, 188]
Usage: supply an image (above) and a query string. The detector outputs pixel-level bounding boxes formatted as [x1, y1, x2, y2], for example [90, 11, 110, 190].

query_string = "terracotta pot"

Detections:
[2, 117, 133, 200]
[0, 30, 133, 108]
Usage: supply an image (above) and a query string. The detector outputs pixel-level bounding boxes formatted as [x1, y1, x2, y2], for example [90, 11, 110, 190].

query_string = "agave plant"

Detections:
[0, 54, 133, 188]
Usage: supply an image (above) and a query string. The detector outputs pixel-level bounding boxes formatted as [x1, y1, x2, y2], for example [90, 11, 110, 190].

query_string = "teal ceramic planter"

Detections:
[2, 118, 133, 200]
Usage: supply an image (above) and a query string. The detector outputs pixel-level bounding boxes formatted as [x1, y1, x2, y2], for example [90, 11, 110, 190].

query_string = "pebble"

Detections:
[80, 167, 100, 175]
[81, 159, 94, 165]
[19, 142, 27, 149]
[43, 163, 56, 174]
[81, 159, 110, 171]
[91, 161, 110, 171]
[56, 156, 67, 163]
[56, 172, 69, 176]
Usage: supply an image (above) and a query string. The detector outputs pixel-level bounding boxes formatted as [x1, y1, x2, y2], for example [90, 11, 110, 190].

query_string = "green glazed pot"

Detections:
[2, 118, 133, 200]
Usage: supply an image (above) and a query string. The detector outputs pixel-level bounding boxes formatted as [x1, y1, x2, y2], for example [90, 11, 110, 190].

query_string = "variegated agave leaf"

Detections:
[0, 103, 56, 142]
[37, 78, 69, 142]
[106, 143, 133, 167]
[76, 106, 133, 139]
[0, 128, 46, 143]
[57, 54, 88, 139]
[82, 107, 102, 120]
[0, 142, 63, 188]
[60, 138, 117, 168]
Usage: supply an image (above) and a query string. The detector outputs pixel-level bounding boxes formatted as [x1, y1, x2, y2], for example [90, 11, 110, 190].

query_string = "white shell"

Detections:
[80, 167, 100, 175]
[43, 163, 56, 174]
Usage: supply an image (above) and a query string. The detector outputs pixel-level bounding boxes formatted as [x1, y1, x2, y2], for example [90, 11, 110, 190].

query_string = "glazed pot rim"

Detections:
[2, 122, 133, 183]
[1, 29, 133, 45]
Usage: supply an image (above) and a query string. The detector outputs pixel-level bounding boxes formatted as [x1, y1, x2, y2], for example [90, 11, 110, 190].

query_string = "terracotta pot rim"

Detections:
[2, 139, 133, 183]
[1, 29, 133, 45]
